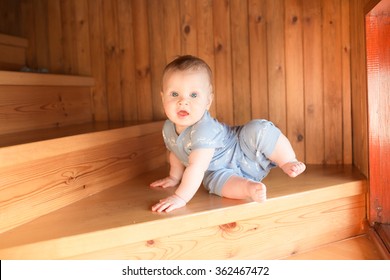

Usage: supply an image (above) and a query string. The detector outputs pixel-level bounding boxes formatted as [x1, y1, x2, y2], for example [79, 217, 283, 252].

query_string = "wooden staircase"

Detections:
[0, 36, 370, 259]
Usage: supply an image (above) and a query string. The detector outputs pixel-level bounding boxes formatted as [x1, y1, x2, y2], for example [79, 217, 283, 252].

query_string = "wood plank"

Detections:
[33, 0, 49, 70]
[284, 235, 383, 260]
[87, 0, 108, 121]
[303, 0, 324, 164]
[213, 0, 233, 125]
[0, 34, 28, 48]
[248, 0, 269, 120]
[341, 0, 353, 164]
[163, 0, 181, 62]
[231, 0, 251, 125]
[180, 0, 198, 55]
[102, 0, 123, 121]
[20, 0, 37, 69]
[72, 195, 366, 260]
[47, 0, 64, 73]
[0, 0, 22, 37]
[350, 0, 369, 175]
[0, 85, 93, 134]
[0, 122, 165, 235]
[60, 0, 77, 74]
[0, 70, 94, 86]
[196, 0, 216, 117]
[132, 0, 153, 121]
[266, 0, 286, 131]
[73, 0, 91, 76]
[0, 164, 366, 259]
[322, 0, 343, 164]
[148, 0, 167, 120]
[0, 44, 26, 69]
[366, 8, 390, 224]
[117, 0, 138, 121]
[285, 0, 305, 161]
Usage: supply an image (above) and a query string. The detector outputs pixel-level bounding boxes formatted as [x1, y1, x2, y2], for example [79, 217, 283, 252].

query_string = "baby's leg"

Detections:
[268, 134, 306, 177]
[221, 176, 266, 202]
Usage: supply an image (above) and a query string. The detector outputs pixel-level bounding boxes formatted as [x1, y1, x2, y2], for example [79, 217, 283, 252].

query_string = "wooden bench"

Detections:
[0, 162, 367, 259]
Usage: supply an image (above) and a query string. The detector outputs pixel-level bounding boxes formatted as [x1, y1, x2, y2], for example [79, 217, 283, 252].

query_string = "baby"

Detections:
[150, 55, 305, 212]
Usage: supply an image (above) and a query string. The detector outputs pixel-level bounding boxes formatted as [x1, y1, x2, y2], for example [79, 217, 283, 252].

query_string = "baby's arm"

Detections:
[150, 152, 185, 188]
[151, 148, 215, 213]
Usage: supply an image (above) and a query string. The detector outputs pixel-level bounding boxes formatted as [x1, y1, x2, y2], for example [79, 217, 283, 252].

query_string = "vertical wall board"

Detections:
[132, 0, 153, 121]
[47, 0, 64, 73]
[230, 0, 251, 125]
[266, 0, 287, 132]
[322, 0, 343, 164]
[302, 0, 325, 164]
[196, 0, 216, 117]
[117, 0, 138, 121]
[180, 0, 198, 55]
[341, 0, 353, 165]
[212, 0, 234, 125]
[73, 0, 91, 76]
[162, 0, 181, 63]
[33, 0, 49, 69]
[285, 0, 305, 161]
[88, 0, 108, 121]
[20, 0, 37, 68]
[148, 0, 166, 120]
[248, 0, 269, 120]
[102, 0, 123, 121]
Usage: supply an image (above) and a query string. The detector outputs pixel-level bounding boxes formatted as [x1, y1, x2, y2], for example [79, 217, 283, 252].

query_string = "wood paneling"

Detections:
[0, 0, 362, 165]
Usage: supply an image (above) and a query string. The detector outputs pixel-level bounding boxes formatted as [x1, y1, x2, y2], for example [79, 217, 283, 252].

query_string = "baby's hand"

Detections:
[150, 176, 180, 188]
[151, 194, 187, 213]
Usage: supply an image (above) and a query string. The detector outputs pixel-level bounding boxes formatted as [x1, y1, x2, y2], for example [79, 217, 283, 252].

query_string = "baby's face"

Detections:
[161, 69, 213, 134]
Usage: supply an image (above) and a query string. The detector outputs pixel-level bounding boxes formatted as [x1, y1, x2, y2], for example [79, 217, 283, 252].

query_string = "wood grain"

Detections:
[0, 164, 367, 259]
[0, 121, 165, 234]
[285, 0, 305, 161]
[0, 34, 27, 70]
[284, 235, 383, 260]
[0, 85, 93, 134]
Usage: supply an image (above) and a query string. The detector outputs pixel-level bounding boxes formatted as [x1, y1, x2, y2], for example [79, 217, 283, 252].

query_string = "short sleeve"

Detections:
[189, 112, 225, 150]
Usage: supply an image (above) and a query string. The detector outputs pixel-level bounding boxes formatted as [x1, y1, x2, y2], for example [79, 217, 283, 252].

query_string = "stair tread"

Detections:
[0, 164, 366, 257]
[0, 120, 157, 148]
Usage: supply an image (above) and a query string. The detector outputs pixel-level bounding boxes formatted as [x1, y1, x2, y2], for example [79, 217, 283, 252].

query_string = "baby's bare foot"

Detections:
[248, 182, 267, 202]
[281, 161, 306, 178]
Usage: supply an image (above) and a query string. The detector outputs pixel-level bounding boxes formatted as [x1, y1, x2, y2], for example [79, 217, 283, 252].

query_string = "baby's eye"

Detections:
[171, 92, 179, 97]
[190, 92, 198, 98]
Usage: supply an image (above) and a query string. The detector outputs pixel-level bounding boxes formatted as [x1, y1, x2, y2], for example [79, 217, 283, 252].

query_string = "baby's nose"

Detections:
[178, 98, 189, 105]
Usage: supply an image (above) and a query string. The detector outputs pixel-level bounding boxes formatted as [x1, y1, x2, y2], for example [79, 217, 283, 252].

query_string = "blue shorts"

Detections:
[202, 120, 281, 196]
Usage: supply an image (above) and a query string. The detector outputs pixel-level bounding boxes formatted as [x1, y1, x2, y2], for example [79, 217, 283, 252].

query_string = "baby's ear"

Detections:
[207, 92, 214, 110]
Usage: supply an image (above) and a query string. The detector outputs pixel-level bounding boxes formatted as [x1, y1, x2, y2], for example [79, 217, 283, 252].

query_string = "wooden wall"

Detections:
[0, 0, 371, 167]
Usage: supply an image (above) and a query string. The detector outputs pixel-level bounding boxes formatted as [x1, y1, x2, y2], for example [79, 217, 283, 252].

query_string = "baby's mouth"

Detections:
[177, 110, 189, 117]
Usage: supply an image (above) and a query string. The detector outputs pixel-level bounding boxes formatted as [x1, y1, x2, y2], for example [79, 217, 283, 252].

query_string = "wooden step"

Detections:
[0, 164, 367, 259]
[0, 121, 166, 234]
[0, 34, 28, 71]
[0, 70, 95, 135]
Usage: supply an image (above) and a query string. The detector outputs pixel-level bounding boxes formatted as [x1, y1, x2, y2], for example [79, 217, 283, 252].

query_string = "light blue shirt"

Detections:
[162, 111, 280, 186]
